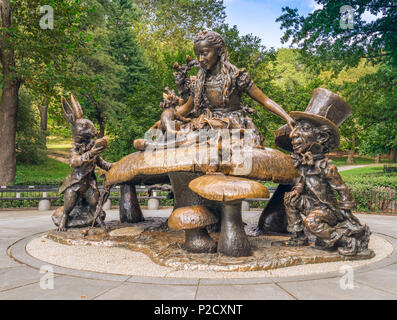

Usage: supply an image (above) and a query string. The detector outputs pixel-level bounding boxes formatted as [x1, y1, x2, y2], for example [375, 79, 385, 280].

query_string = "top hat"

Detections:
[275, 88, 353, 152]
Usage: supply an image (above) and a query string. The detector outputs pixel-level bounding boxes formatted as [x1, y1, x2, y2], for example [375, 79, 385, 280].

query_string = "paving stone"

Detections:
[95, 282, 197, 300]
[199, 277, 273, 285]
[0, 255, 20, 269]
[0, 209, 396, 300]
[355, 267, 397, 295]
[0, 266, 48, 291]
[196, 284, 294, 300]
[277, 277, 397, 300]
[0, 275, 120, 300]
[127, 275, 199, 285]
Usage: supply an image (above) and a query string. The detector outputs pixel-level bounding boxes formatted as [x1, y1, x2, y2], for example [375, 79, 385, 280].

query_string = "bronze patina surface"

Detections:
[280, 88, 372, 256]
[53, 95, 113, 231]
[46, 219, 374, 272]
[104, 145, 297, 187]
[96, 30, 299, 255]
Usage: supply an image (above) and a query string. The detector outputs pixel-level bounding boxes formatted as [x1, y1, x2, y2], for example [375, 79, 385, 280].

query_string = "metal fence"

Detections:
[351, 188, 397, 214]
[0, 184, 276, 209]
[0, 185, 169, 209]
[384, 164, 397, 173]
[2, 185, 394, 214]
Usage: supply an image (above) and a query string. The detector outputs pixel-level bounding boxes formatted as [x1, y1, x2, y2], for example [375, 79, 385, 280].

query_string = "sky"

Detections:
[223, 0, 318, 49]
[223, 0, 381, 49]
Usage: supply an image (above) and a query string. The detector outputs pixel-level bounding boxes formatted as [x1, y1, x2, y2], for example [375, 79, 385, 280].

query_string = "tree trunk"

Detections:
[389, 149, 396, 163]
[38, 98, 48, 132]
[37, 98, 49, 146]
[375, 154, 381, 164]
[95, 111, 105, 138]
[0, 0, 20, 185]
[99, 120, 105, 138]
[0, 81, 20, 185]
[346, 149, 355, 165]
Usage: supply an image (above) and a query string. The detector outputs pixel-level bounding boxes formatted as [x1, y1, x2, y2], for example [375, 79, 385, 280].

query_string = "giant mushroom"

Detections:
[188, 174, 269, 257]
[168, 205, 218, 253]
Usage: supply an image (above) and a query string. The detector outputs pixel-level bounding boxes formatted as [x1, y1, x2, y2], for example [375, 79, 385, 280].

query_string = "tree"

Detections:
[101, 0, 227, 161]
[360, 122, 397, 162]
[133, 0, 225, 52]
[15, 88, 47, 164]
[0, 0, 93, 184]
[277, 0, 397, 159]
[277, 0, 397, 73]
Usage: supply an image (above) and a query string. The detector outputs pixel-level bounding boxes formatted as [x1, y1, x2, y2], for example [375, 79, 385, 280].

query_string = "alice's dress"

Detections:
[185, 68, 264, 147]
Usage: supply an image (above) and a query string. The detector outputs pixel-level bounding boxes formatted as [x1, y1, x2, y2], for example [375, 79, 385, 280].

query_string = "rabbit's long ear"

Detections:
[70, 94, 84, 119]
[62, 96, 76, 124]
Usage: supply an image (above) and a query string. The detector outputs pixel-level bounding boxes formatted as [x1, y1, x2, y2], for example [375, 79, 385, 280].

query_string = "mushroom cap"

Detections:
[168, 205, 218, 230]
[104, 146, 297, 187]
[188, 174, 270, 202]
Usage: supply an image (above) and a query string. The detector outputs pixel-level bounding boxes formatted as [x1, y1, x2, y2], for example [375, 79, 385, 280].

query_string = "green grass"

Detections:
[340, 165, 397, 190]
[15, 157, 70, 185]
[330, 156, 391, 167]
[46, 136, 72, 157]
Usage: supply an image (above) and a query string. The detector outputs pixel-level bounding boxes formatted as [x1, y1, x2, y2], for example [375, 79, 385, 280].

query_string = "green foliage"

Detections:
[9, 0, 94, 96]
[276, 1, 396, 156]
[330, 156, 385, 166]
[103, 0, 228, 160]
[277, 0, 397, 73]
[15, 89, 47, 164]
[253, 48, 324, 145]
[340, 64, 397, 155]
[134, 0, 225, 52]
[340, 166, 397, 213]
[341, 166, 397, 190]
[360, 122, 397, 156]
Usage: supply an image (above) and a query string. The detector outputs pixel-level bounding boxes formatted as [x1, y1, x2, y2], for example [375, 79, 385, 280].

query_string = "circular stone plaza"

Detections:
[1, 207, 396, 300]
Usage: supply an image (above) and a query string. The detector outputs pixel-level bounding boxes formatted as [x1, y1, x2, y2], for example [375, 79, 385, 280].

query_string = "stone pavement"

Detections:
[0, 208, 396, 300]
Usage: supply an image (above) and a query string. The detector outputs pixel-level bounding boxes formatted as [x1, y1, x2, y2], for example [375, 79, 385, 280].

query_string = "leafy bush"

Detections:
[340, 166, 397, 212]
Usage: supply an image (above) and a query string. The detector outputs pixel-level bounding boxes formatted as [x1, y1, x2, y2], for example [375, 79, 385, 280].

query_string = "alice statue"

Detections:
[134, 30, 294, 150]
[177, 30, 293, 144]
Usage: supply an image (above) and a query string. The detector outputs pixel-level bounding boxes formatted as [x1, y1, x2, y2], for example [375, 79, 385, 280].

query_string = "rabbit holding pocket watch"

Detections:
[55, 95, 113, 231]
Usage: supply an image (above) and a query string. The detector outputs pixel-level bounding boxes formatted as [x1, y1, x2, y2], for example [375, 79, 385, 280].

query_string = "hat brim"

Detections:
[274, 112, 340, 153]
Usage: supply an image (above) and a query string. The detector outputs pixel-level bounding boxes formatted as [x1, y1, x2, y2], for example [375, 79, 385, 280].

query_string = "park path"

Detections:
[338, 163, 384, 172]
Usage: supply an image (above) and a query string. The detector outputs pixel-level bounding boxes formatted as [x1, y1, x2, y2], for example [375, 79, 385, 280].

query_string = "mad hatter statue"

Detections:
[275, 88, 371, 256]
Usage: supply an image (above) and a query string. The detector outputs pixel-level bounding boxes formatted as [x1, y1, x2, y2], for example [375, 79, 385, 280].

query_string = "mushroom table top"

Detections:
[104, 145, 298, 187]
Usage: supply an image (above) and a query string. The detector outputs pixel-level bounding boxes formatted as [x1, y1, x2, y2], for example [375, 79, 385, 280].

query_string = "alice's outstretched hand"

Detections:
[247, 84, 293, 128]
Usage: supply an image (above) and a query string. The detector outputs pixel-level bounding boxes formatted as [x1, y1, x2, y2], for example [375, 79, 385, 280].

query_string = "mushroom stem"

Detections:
[185, 228, 217, 253]
[218, 202, 252, 257]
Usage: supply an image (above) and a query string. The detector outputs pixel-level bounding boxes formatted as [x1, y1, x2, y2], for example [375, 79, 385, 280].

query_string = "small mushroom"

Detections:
[168, 205, 218, 253]
[189, 174, 269, 257]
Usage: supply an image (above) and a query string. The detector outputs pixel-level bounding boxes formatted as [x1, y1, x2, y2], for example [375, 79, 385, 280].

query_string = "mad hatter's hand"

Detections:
[287, 116, 295, 130]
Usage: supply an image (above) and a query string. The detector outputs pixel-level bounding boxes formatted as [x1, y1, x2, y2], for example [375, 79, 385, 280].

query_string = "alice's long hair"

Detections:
[193, 30, 240, 111]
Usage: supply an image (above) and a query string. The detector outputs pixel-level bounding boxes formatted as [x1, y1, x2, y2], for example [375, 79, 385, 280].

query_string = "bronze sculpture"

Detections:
[101, 30, 297, 256]
[276, 88, 371, 256]
[52, 95, 112, 231]
[49, 31, 375, 266]
[189, 174, 269, 256]
[135, 30, 294, 150]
